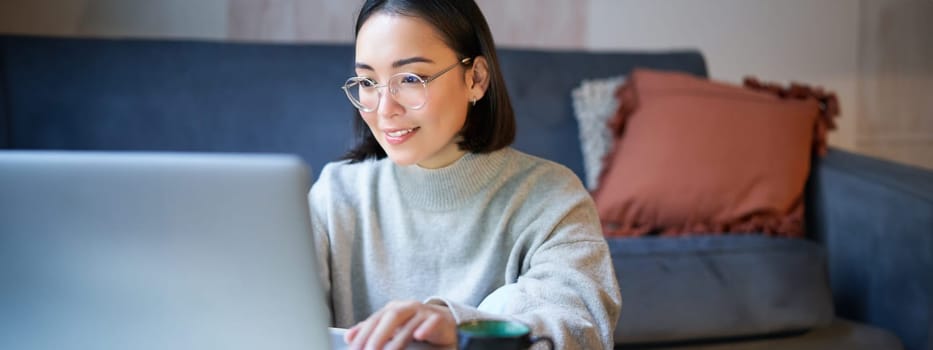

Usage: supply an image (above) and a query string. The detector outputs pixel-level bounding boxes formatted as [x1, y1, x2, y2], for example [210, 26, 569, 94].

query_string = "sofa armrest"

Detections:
[806, 147, 933, 350]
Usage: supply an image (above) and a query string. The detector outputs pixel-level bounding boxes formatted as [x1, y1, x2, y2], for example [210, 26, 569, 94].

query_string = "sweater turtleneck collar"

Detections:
[392, 148, 510, 210]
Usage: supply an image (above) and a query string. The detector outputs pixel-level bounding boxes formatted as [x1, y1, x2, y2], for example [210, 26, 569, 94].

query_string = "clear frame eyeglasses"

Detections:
[342, 57, 472, 112]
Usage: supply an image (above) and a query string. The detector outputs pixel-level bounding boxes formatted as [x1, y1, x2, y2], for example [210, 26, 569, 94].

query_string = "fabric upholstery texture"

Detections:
[608, 235, 835, 344]
[615, 318, 902, 350]
[571, 75, 626, 190]
[0, 37, 358, 173]
[594, 69, 822, 237]
[807, 149, 933, 350]
[0, 50, 8, 149]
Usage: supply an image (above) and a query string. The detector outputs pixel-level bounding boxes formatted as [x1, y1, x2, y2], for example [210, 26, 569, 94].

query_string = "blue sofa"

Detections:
[2, 35, 930, 350]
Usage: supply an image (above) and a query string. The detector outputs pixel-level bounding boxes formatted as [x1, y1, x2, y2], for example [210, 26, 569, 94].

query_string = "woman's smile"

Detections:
[383, 126, 420, 145]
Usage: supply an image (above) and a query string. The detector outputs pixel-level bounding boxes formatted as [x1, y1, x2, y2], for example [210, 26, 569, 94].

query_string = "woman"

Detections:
[309, 0, 621, 349]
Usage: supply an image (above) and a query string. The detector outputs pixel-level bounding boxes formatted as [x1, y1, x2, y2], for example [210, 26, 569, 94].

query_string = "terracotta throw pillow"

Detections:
[593, 69, 837, 237]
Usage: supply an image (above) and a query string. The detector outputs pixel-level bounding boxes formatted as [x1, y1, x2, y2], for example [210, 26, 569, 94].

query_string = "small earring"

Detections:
[471, 98, 477, 106]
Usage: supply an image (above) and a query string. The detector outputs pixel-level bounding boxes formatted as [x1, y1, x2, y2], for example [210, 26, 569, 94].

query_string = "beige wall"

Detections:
[0, 0, 929, 169]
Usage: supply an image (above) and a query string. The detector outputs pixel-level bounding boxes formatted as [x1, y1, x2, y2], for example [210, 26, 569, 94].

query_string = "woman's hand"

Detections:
[345, 300, 457, 350]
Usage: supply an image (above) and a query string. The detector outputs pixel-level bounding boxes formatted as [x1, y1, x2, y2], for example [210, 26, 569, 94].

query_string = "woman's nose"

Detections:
[376, 88, 404, 118]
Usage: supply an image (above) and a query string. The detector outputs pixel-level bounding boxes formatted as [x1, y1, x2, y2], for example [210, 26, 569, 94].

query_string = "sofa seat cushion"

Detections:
[609, 235, 835, 344]
[614, 318, 903, 349]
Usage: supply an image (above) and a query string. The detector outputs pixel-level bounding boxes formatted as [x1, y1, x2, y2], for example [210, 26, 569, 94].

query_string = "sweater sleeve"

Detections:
[427, 194, 622, 350]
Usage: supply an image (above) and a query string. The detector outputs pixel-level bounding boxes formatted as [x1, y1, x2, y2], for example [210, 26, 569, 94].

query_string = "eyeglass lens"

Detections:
[345, 73, 427, 112]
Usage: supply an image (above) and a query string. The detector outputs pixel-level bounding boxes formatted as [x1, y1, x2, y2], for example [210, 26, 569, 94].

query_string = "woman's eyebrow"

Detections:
[392, 56, 434, 68]
[354, 56, 435, 71]
[354, 62, 374, 71]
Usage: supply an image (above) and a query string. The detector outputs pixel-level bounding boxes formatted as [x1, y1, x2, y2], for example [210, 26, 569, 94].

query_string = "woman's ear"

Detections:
[466, 56, 490, 103]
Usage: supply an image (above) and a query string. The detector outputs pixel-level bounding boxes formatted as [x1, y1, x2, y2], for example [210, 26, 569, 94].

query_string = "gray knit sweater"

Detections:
[308, 147, 621, 349]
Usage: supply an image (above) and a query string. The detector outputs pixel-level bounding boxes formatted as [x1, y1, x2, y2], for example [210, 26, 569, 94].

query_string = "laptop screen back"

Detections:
[0, 151, 330, 350]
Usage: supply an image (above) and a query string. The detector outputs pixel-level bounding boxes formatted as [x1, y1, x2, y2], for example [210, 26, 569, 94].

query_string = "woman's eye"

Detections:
[400, 75, 422, 84]
[359, 79, 377, 88]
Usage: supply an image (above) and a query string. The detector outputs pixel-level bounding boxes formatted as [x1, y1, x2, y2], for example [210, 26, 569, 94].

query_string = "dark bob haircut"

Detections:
[343, 0, 516, 162]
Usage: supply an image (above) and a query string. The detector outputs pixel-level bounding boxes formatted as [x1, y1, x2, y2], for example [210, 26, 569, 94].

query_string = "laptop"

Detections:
[0, 151, 330, 350]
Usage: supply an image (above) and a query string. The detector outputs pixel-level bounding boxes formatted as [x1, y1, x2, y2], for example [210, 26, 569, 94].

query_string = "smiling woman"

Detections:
[308, 1, 622, 349]
[349, 12, 476, 169]
[340, 0, 515, 169]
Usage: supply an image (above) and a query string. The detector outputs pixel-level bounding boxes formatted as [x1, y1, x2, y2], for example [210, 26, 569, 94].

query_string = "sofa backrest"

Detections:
[0, 35, 706, 180]
[0, 48, 9, 149]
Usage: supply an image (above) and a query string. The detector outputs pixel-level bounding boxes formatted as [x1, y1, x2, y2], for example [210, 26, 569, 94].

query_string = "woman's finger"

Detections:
[363, 303, 417, 350]
[413, 305, 457, 345]
[413, 313, 441, 341]
[384, 313, 425, 350]
[348, 310, 383, 350]
[344, 323, 362, 344]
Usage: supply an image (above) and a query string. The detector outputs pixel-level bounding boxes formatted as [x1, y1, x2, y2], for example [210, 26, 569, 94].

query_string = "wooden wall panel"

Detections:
[0, 0, 89, 36]
[228, 0, 298, 41]
[226, 0, 586, 46]
[857, 0, 933, 169]
[475, 0, 587, 49]
[294, 0, 356, 42]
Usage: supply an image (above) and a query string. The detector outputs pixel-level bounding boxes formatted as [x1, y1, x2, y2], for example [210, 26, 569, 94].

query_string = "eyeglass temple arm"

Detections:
[423, 57, 473, 84]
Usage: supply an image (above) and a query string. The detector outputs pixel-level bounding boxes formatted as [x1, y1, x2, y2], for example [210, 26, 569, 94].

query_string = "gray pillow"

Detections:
[571, 76, 626, 190]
